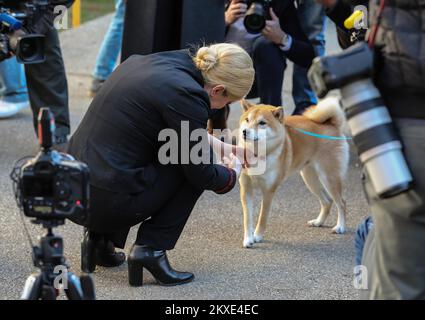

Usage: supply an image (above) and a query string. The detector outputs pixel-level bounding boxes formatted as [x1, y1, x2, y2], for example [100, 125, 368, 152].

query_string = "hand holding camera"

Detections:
[261, 7, 287, 46]
[225, 0, 248, 26]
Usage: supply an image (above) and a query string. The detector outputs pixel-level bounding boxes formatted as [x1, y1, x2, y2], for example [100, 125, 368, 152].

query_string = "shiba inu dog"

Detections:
[238, 98, 349, 248]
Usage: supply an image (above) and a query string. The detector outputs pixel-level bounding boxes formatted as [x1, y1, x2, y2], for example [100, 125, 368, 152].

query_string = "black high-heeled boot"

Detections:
[81, 229, 126, 273]
[128, 244, 194, 287]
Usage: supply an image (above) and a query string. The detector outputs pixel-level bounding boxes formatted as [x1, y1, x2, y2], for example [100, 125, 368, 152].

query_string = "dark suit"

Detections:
[68, 50, 236, 249]
[121, 0, 226, 61]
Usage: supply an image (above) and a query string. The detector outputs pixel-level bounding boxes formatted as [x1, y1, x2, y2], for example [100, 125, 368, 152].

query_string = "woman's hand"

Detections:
[222, 153, 243, 177]
[208, 134, 255, 169]
[232, 145, 255, 168]
[225, 0, 248, 26]
[208, 133, 234, 162]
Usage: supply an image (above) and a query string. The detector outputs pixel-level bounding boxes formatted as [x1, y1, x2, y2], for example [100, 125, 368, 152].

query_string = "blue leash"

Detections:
[291, 127, 352, 141]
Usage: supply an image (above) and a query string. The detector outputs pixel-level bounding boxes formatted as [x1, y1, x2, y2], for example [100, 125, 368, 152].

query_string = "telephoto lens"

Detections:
[341, 78, 412, 198]
[308, 43, 413, 198]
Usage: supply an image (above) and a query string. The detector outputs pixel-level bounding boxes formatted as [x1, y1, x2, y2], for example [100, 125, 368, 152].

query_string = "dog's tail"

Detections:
[303, 96, 346, 128]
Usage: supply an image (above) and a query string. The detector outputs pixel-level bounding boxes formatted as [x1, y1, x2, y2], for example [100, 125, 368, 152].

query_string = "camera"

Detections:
[10, 108, 95, 300]
[0, 0, 49, 64]
[308, 42, 413, 198]
[243, 0, 273, 34]
[15, 108, 89, 225]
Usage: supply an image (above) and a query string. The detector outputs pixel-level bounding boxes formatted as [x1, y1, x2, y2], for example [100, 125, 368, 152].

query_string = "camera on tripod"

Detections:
[243, 0, 273, 34]
[308, 42, 413, 198]
[0, 0, 50, 64]
[18, 108, 89, 226]
[11, 108, 94, 300]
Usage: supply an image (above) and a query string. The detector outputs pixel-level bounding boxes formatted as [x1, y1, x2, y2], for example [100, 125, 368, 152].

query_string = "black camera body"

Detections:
[308, 42, 373, 99]
[0, 0, 49, 63]
[17, 108, 89, 225]
[243, 0, 273, 34]
[20, 151, 90, 223]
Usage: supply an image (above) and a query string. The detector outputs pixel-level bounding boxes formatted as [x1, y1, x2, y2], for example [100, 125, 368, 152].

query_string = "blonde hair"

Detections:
[193, 43, 255, 101]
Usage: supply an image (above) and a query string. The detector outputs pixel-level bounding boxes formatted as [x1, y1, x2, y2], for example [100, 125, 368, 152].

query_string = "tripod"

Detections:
[20, 220, 96, 300]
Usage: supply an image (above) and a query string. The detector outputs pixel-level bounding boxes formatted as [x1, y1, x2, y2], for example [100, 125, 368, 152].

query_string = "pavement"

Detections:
[0, 14, 369, 300]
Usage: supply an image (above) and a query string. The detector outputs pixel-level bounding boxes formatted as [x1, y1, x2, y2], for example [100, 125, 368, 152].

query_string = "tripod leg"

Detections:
[20, 274, 42, 300]
[64, 272, 84, 300]
[80, 273, 96, 300]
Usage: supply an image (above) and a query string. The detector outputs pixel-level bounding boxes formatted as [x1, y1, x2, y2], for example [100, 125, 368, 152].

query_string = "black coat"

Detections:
[68, 50, 236, 195]
[121, 0, 226, 61]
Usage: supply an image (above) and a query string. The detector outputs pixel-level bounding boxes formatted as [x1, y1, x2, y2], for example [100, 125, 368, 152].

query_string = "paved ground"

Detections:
[0, 15, 369, 300]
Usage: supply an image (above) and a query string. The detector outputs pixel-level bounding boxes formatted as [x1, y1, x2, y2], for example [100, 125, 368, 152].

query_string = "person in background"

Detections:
[0, 57, 30, 118]
[121, 0, 225, 61]
[0, 0, 73, 150]
[292, 0, 326, 115]
[89, 0, 126, 97]
[317, 0, 425, 299]
[208, 0, 317, 132]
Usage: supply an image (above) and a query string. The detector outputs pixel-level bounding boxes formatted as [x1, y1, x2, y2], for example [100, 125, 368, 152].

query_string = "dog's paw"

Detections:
[307, 218, 324, 227]
[253, 233, 263, 243]
[243, 237, 254, 248]
[332, 225, 346, 234]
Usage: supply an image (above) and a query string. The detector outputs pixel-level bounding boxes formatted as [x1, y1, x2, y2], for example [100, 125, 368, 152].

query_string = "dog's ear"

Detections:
[272, 107, 284, 121]
[241, 99, 254, 112]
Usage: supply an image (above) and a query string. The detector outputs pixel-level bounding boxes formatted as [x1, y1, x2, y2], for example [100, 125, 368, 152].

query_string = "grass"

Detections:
[81, 0, 116, 24]
[68, 0, 116, 25]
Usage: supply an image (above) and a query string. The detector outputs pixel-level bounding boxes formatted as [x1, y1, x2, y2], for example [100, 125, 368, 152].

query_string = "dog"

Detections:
[238, 98, 349, 248]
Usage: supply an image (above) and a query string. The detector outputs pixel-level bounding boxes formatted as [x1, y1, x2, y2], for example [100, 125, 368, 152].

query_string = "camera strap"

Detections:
[368, 0, 387, 48]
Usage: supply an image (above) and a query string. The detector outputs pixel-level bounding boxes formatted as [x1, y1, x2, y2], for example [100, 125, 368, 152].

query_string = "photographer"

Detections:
[68, 43, 253, 286]
[1, 0, 73, 148]
[208, 0, 318, 132]
[225, 0, 316, 107]
[361, 0, 425, 300]
[317, 0, 425, 299]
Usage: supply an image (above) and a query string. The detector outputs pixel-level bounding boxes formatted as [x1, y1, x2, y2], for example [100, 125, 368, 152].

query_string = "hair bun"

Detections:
[194, 47, 218, 72]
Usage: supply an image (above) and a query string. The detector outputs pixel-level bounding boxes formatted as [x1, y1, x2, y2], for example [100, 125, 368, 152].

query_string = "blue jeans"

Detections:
[354, 216, 374, 266]
[92, 0, 125, 80]
[292, 0, 326, 115]
[0, 57, 29, 103]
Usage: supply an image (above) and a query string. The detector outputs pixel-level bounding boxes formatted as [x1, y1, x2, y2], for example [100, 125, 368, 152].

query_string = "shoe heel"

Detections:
[128, 261, 144, 287]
